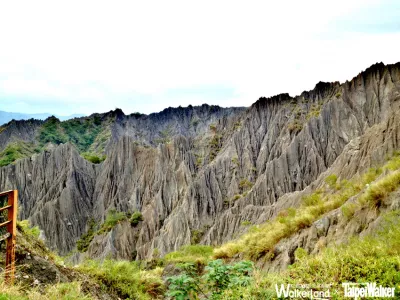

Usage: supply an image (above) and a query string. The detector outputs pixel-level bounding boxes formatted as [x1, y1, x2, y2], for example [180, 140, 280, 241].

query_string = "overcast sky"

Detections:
[0, 0, 399, 116]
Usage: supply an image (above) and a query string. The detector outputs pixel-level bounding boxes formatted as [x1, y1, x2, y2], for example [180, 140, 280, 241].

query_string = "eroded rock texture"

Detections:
[0, 62, 399, 263]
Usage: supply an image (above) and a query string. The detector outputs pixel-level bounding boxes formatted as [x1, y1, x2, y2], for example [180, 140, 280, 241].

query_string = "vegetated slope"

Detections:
[0, 62, 399, 269]
[0, 220, 164, 300]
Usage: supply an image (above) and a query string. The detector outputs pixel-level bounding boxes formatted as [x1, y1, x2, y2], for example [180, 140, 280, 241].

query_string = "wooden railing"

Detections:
[0, 190, 17, 285]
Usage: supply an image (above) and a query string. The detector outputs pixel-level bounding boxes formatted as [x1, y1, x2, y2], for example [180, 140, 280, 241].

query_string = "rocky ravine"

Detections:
[0, 62, 399, 265]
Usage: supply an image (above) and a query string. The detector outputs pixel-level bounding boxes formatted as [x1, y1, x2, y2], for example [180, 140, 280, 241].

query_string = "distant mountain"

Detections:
[0, 111, 84, 125]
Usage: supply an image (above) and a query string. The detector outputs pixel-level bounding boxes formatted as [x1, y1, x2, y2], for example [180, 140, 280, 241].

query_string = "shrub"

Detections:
[130, 211, 143, 227]
[341, 203, 357, 220]
[209, 134, 222, 161]
[239, 179, 253, 192]
[287, 121, 303, 134]
[76, 219, 96, 252]
[359, 170, 400, 207]
[302, 192, 322, 206]
[203, 260, 253, 297]
[306, 103, 322, 120]
[166, 274, 199, 299]
[324, 174, 338, 189]
[16, 220, 40, 239]
[232, 194, 242, 201]
[190, 229, 203, 245]
[98, 209, 127, 234]
[82, 153, 106, 164]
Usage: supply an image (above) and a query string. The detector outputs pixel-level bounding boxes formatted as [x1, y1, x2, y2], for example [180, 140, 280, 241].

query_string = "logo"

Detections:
[342, 282, 395, 299]
[275, 284, 331, 299]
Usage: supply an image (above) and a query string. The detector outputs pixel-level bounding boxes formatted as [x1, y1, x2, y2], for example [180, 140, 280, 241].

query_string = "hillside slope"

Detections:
[0, 62, 398, 269]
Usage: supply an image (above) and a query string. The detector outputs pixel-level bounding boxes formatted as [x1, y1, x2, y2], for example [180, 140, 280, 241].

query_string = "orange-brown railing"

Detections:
[0, 190, 17, 285]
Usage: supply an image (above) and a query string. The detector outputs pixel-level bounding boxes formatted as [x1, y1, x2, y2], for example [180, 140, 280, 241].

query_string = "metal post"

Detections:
[5, 190, 17, 285]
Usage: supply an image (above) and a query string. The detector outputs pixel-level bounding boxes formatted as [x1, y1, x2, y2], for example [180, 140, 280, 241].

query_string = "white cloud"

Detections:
[0, 0, 398, 115]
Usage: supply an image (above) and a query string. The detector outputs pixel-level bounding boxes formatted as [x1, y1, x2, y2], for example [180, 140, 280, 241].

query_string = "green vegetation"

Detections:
[302, 190, 323, 206]
[214, 164, 385, 260]
[336, 92, 342, 98]
[156, 125, 173, 144]
[8, 115, 111, 167]
[130, 211, 143, 227]
[233, 121, 242, 130]
[97, 209, 127, 234]
[241, 220, 252, 226]
[38, 116, 68, 146]
[324, 174, 338, 189]
[16, 220, 40, 239]
[359, 170, 400, 208]
[209, 134, 222, 161]
[232, 194, 242, 201]
[215, 214, 400, 299]
[341, 202, 357, 220]
[79, 259, 164, 299]
[76, 219, 96, 253]
[82, 152, 106, 164]
[190, 229, 204, 245]
[164, 245, 213, 265]
[60, 117, 103, 152]
[209, 124, 217, 133]
[0, 282, 93, 300]
[287, 120, 303, 134]
[166, 260, 254, 299]
[77, 212, 130, 253]
[239, 179, 253, 193]
[0, 141, 41, 167]
[306, 103, 322, 120]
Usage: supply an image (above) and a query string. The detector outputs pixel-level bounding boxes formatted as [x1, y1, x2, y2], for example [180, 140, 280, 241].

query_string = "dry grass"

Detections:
[214, 155, 400, 261]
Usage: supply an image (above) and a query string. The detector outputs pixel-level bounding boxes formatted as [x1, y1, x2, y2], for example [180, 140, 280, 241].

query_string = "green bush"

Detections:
[341, 203, 357, 220]
[82, 153, 106, 164]
[165, 260, 253, 299]
[130, 211, 143, 227]
[359, 170, 400, 207]
[16, 220, 40, 239]
[98, 209, 127, 234]
[302, 192, 322, 206]
[324, 174, 338, 189]
[166, 274, 199, 300]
